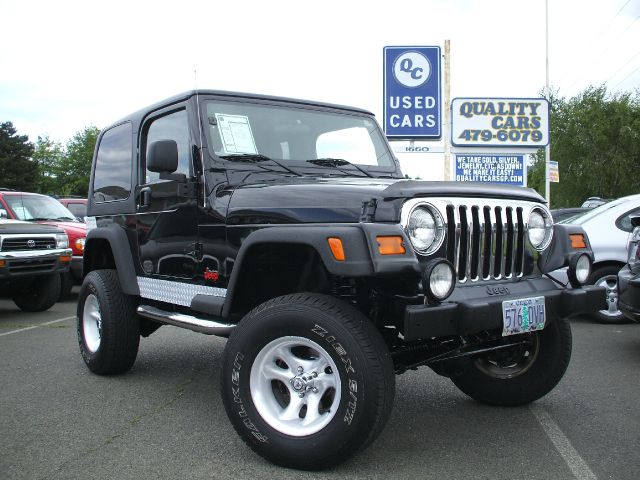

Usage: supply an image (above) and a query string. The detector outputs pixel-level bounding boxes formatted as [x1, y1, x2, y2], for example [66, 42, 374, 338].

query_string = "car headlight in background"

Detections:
[527, 207, 553, 250]
[56, 233, 69, 249]
[405, 203, 445, 255]
[74, 237, 86, 253]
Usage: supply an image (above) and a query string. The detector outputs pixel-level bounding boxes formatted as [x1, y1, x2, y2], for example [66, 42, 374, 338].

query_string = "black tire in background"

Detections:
[77, 269, 140, 375]
[12, 274, 61, 312]
[221, 293, 395, 470]
[59, 271, 74, 300]
[451, 316, 572, 407]
[588, 265, 628, 324]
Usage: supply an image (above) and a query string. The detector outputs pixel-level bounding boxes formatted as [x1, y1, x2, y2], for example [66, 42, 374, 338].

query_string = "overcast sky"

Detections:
[1, 0, 638, 178]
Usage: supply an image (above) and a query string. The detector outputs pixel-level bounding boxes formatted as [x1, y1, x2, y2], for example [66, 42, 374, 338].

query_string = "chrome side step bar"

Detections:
[137, 304, 235, 337]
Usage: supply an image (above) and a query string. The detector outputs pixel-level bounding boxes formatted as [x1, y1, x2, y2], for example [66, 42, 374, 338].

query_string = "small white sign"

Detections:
[392, 145, 444, 154]
[451, 98, 549, 148]
[215, 114, 258, 154]
[549, 160, 559, 183]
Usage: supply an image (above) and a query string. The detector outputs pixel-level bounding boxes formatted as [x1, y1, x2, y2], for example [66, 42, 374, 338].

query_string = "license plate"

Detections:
[501, 296, 546, 336]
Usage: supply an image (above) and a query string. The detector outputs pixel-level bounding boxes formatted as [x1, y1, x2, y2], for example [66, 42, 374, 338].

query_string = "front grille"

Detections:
[1, 237, 56, 251]
[445, 204, 525, 282]
[8, 258, 58, 274]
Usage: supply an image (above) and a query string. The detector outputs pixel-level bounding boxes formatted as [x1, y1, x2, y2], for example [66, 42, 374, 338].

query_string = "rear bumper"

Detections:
[618, 265, 640, 322]
[403, 278, 606, 341]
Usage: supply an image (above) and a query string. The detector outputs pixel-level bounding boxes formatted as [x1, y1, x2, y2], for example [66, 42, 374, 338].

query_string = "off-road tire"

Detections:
[12, 274, 61, 312]
[451, 316, 572, 406]
[221, 293, 395, 470]
[77, 269, 140, 375]
[588, 265, 628, 324]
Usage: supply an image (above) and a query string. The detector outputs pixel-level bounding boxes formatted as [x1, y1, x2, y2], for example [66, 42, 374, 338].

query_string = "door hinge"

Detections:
[360, 198, 377, 222]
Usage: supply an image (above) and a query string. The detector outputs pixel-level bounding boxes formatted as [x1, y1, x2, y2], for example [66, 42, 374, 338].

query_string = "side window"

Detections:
[93, 123, 132, 202]
[143, 109, 190, 184]
[616, 207, 640, 232]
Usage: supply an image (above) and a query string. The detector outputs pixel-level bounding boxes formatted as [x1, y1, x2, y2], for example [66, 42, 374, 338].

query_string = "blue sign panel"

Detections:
[455, 154, 525, 186]
[383, 46, 441, 139]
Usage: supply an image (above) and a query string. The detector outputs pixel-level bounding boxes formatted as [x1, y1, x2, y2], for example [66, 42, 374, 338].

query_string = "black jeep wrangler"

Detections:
[1, 219, 71, 311]
[79, 90, 604, 470]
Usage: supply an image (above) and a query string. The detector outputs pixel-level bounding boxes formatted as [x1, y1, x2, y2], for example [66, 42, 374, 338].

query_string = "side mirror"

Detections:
[147, 140, 178, 173]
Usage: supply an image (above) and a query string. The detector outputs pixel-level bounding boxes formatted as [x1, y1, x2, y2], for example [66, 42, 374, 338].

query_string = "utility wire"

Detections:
[612, 63, 640, 90]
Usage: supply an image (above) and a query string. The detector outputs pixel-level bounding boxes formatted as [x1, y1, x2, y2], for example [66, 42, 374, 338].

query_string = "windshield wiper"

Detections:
[217, 154, 301, 176]
[307, 158, 373, 178]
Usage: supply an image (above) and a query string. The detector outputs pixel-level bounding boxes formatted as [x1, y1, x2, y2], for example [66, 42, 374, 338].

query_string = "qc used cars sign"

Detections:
[383, 46, 442, 139]
[451, 97, 549, 148]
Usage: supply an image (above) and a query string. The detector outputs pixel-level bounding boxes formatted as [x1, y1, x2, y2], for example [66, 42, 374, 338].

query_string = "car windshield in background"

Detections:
[3, 195, 77, 221]
[560, 196, 631, 225]
[204, 100, 394, 169]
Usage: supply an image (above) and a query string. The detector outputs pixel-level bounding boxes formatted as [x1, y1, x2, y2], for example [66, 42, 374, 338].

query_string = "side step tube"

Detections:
[137, 304, 236, 337]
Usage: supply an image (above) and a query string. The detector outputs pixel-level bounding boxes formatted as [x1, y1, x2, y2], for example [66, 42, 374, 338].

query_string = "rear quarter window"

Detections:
[93, 122, 133, 202]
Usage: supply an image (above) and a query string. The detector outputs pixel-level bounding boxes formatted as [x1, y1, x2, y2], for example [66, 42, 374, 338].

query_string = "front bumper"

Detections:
[70, 255, 83, 281]
[618, 265, 640, 322]
[403, 277, 606, 341]
[0, 248, 73, 279]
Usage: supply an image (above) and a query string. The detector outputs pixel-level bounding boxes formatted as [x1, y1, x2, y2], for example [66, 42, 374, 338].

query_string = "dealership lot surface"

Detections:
[1, 292, 638, 480]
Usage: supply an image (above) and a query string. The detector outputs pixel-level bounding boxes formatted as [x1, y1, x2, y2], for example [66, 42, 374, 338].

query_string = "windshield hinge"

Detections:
[360, 199, 377, 222]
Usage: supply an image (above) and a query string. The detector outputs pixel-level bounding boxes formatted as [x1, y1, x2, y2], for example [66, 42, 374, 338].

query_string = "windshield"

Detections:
[204, 100, 395, 170]
[3, 194, 77, 221]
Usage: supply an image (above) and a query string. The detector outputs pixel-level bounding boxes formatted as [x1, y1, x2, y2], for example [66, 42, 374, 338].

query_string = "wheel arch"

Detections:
[83, 226, 140, 295]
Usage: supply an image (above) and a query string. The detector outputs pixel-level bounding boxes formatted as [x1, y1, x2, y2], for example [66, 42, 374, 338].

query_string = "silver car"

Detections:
[554, 194, 640, 323]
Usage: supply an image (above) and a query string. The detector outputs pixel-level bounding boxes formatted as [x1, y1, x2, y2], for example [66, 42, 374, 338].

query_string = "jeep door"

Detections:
[135, 104, 199, 279]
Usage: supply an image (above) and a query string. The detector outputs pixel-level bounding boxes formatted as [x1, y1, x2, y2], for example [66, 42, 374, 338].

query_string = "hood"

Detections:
[226, 177, 546, 224]
[38, 220, 87, 238]
[0, 219, 65, 235]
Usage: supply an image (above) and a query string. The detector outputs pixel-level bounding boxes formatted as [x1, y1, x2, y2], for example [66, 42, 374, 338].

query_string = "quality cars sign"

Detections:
[451, 97, 549, 148]
[383, 46, 442, 139]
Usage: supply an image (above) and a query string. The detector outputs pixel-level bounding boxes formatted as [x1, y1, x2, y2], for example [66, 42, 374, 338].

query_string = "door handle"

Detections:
[139, 187, 151, 209]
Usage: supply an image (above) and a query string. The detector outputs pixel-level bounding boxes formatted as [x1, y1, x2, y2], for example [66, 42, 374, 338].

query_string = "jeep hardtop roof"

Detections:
[107, 90, 375, 132]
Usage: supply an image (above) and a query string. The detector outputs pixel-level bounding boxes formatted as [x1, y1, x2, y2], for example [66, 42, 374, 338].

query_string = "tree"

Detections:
[528, 86, 640, 208]
[32, 135, 64, 195]
[0, 121, 37, 191]
[55, 126, 100, 196]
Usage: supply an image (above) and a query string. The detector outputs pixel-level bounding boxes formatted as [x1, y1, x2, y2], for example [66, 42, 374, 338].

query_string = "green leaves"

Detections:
[0, 121, 37, 191]
[528, 86, 640, 208]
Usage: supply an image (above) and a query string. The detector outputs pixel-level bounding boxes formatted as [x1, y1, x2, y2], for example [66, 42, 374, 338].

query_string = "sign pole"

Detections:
[443, 40, 451, 181]
[544, 0, 551, 205]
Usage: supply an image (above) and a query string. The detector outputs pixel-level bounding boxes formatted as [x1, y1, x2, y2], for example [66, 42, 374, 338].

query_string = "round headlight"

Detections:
[527, 208, 553, 250]
[406, 205, 445, 255]
[568, 253, 592, 287]
[423, 259, 456, 301]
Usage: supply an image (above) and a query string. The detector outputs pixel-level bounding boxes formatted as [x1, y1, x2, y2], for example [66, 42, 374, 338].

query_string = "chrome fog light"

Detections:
[568, 253, 591, 288]
[423, 259, 456, 302]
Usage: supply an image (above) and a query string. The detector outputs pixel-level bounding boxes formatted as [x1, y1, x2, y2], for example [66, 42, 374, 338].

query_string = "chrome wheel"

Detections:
[596, 274, 620, 317]
[82, 294, 102, 353]
[475, 334, 540, 379]
[249, 336, 341, 437]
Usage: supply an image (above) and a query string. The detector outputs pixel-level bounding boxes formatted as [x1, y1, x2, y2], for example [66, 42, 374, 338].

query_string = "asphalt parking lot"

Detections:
[1, 290, 639, 480]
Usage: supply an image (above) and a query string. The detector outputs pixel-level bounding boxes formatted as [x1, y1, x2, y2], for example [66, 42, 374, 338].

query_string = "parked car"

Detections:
[556, 193, 640, 323]
[618, 218, 640, 322]
[551, 207, 589, 223]
[57, 197, 88, 221]
[581, 197, 611, 208]
[0, 190, 86, 297]
[0, 219, 72, 311]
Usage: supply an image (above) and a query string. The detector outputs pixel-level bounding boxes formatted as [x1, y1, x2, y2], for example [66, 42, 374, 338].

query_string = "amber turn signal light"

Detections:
[327, 237, 345, 261]
[377, 236, 406, 255]
[59, 255, 72, 263]
[0, 259, 6, 268]
[569, 234, 587, 249]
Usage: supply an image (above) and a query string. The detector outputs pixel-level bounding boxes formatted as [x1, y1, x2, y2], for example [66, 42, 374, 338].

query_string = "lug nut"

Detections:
[312, 387, 318, 393]
[298, 392, 305, 398]
[297, 366, 304, 374]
